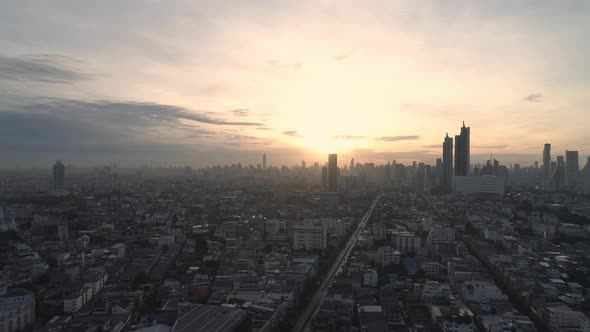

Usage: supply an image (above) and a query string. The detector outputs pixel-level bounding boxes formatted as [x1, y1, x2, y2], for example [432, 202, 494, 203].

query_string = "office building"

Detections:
[443, 134, 453, 190]
[566, 150, 579, 187]
[53, 160, 65, 191]
[292, 220, 328, 251]
[328, 154, 338, 192]
[454, 122, 470, 176]
[321, 166, 328, 191]
[543, 143, 551, 183]
[262, 153, 267, 170]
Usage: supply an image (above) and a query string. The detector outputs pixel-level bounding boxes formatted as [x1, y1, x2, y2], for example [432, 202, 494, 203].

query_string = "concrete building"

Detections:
[372, 222, 387, 241]
[391, 231, 421, 253]
[543, 143, 551, 185]
[0, 289, 35, 332]
[377, 246, 400, 266]
[292, 220, 328, 251]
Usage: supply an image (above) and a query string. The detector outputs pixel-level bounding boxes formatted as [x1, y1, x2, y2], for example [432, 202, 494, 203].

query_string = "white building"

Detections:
[377, 246, 400, 266]
[0, 289, 36, 332]
[461, 281, 507, 303]
[292, 220, 328, 251]
[443, 309, 475, 332]
[541, 304, 589, 332]
[363, 270, 378, 287]
[422, 281, 452, 301]
[391, 230, 421, 253]
[454, 176, 506, 195]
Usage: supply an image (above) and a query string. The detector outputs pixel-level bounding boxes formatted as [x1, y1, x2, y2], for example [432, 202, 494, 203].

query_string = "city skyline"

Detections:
[1, 2, 590, 166]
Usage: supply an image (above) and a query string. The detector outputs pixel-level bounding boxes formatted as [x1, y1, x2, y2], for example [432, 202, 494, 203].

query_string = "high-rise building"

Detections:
[543, 143, 551, 183]
[53, 160, 65, 191]
[349, 158, 355, 171]
[454, 122, 470, 176]
[435, 158, 443, 186]
[321, 166, 328, 191]
[301, 160, 306, 169]
[583, 156, 590, 195]
[328, 154, 338, 192]
[443, 133, 453, 190]
[565, 150, 579, 187]
[262, 153, 267, 170]
[554, 156, 566, 189]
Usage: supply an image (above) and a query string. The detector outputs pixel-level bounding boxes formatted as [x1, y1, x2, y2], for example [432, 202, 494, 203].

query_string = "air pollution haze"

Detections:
[1, 1, 589, 167]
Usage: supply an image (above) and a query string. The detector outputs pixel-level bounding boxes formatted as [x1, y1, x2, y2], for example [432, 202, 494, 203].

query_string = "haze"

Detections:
[1, 1, 589, 167]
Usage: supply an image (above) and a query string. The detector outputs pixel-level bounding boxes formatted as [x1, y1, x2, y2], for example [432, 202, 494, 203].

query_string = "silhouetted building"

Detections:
[454, 122, 470, 176]
[53, 160, 65, 191]
[435, 158, 443, 187]
[328, 154, 338, 192]
[262, 153, 267, 170]
[543, 143, 551, 184]
[566, 150, 579, 187]
[554, 156, 566, 189]
[443, 133, 453, 190]
[321, 166, 328, 191]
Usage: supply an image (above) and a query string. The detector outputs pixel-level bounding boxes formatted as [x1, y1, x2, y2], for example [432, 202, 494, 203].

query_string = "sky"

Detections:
[1, 1, 589, 167]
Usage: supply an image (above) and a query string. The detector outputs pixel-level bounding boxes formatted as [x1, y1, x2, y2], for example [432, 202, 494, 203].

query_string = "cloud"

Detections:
[376, 135, 420, 142]
[333, 135, 365, 140]
[0, 54, 94, 84]
[231, 108, 250, 117]
[473, 144, 509, 149]
[523, 93, 544, 103]
[422, 144, 441, 148]
[256, 126, 271, 131]
[267, 60, 302, 70]
[332, 50, 354, 62]
[282, 130, 303, 138]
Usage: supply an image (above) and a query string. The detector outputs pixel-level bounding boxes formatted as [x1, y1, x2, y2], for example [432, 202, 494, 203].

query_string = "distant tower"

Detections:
[454, 122, 470, 176]
[328, 154, 338, 192]
[301, 160, 306, 169]
[262, 153, 267, 170]
[565, 150, 579, 187]
[555, 156, 566, 189]
[350, 158, 355, 171]
[53, 160, 65, 191]
[321, 166, 328, 191]
[435, 158, 443, 186]
[443, 133, 453, 190]
[543, 144, 551, 183]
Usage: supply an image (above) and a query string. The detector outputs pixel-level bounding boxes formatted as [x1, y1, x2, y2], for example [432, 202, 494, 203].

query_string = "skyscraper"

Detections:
[443, 133, 453, 190]
[543, 143, 551, 183]
[328, 154, 338, 192]
[565, 150, 579, 187]
[262, 153, 267, 170]
[321, 166, 328, 191]
[554, 156, 566, 189]
[53, 160, 65, 191]
[454, 122, 470, 176]
[349, 158, 354, 171]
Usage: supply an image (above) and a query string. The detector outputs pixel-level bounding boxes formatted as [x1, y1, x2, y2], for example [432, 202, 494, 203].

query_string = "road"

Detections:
[292, 194, 381, 332]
